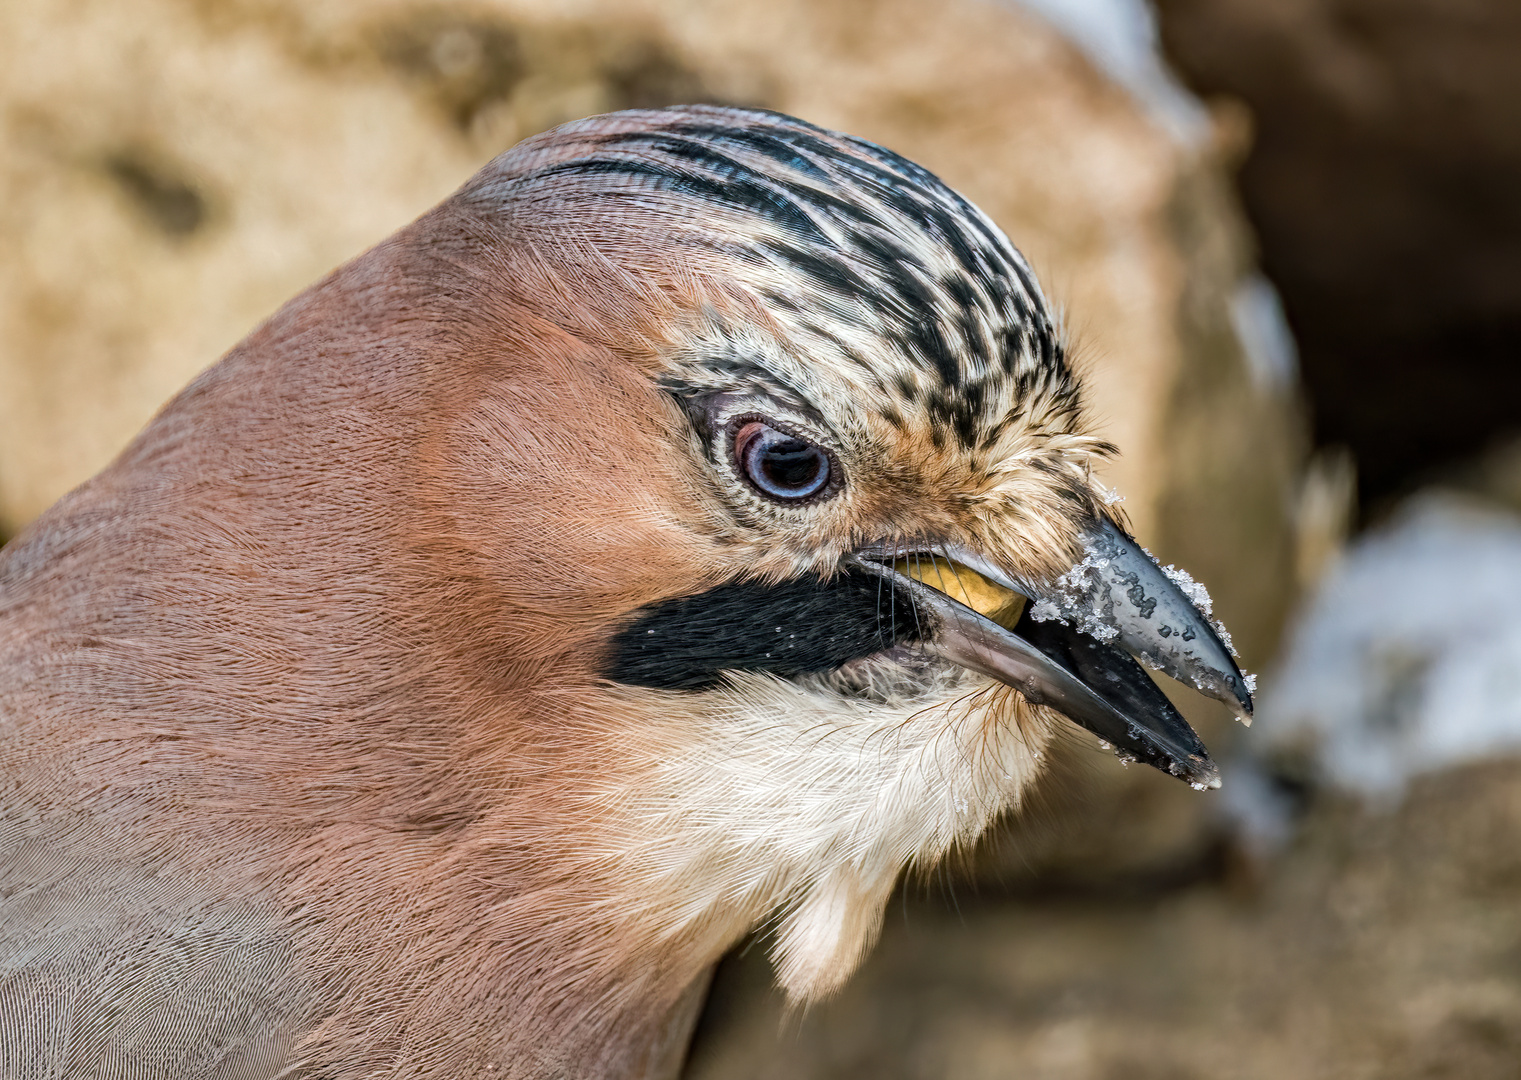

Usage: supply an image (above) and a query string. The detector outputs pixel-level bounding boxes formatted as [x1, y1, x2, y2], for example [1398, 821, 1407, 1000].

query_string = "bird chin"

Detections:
[802, 644, 977, 705]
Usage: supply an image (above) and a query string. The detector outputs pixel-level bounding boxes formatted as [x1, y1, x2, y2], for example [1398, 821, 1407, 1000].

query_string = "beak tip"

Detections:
[1234, 673, 1255, 711]
[1172, 753, 1221, 790]
[1192, 652, 1254, 723]
[1158, 743, 1219, 784]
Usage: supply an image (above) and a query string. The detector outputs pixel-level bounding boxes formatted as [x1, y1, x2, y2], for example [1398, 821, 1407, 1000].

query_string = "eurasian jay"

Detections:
[0, 106, 1250, 1078]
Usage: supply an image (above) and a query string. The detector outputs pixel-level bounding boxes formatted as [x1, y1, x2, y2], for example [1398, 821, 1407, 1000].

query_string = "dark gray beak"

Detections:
[849, 519, 1251, 789]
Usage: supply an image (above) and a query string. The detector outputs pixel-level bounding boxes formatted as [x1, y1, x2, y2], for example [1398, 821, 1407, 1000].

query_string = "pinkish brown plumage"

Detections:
[0, 107, 1248, 1078]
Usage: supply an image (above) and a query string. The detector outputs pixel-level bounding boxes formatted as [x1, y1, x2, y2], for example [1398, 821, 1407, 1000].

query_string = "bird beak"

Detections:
[848, 519, 1252, 789]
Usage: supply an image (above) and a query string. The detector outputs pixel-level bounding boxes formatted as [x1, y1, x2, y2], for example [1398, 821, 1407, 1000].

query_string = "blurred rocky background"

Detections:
[1, 0, 1518, 1076]
[1154, 0, 1521, 514]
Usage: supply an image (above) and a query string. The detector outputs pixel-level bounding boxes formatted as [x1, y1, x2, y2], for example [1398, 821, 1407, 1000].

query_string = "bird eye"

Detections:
[732, 420, 834, 502]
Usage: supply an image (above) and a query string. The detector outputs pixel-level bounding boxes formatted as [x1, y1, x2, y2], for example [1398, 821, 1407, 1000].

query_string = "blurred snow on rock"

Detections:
[1229, 273, 1299, 392]
[1257, 492, 1521, 799]
[1218, 754, 1298, 851]
[1003, 0, 1210, 142]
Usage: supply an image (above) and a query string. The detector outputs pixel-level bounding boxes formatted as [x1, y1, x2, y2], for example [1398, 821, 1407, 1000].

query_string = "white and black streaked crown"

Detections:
[502, 106, 1080, 456]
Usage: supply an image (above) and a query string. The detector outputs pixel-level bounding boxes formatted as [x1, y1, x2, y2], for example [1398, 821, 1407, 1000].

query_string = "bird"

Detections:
[0, 106, 1251, 1078]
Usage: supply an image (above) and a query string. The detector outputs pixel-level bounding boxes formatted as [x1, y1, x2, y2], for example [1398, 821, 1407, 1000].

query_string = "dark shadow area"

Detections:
[1154, 0, 1521, 512]
[101, 149, 210, 238]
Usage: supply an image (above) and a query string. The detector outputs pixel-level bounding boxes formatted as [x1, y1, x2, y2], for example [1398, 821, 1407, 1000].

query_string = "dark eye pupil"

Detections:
[736, 422, 832, 501]
[760, 439, 820, 486]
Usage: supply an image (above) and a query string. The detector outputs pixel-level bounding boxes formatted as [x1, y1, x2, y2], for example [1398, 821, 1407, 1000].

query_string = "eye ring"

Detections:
[730, 419, 837, 503]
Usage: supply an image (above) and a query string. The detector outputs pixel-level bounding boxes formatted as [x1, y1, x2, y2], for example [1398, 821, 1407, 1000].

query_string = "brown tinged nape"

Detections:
[0, 167, 741, 1076]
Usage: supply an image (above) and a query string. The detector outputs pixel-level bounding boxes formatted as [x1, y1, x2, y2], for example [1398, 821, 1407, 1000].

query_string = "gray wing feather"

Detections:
[0, 821, 310, 1080]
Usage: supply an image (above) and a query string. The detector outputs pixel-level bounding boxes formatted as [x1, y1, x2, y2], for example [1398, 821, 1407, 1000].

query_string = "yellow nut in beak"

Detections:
[892, 556, 1028, 630]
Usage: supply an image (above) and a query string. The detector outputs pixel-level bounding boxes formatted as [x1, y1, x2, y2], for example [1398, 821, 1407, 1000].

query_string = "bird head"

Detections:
[390, 107, 1253, 1001]
[0, 105, 1258, 1075]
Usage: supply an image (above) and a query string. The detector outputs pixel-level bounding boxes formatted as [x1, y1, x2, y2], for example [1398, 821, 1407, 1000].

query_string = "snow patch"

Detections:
[1030, 547, 1123, 643]
[1230, 274, 1300, 391]
[1002, 0, 1211, 143]
[1159, 562, 1214, 617]
[1029, 598, 1064, 624]
[1257, 492, 1521, 798]
[1159, 556, 1241, 659]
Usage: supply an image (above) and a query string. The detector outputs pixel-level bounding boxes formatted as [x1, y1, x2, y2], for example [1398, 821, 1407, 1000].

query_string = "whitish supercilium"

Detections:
[0, 107, 1252, 1079]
